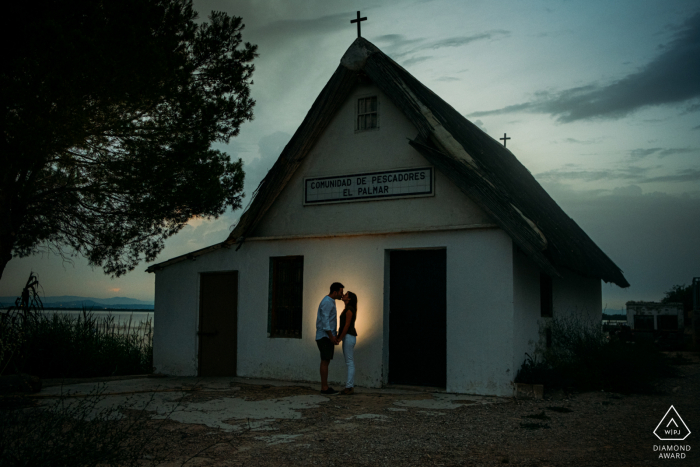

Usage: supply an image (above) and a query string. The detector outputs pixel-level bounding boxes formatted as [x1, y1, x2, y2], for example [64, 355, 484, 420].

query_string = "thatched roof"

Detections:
[147, 37, 629, 288]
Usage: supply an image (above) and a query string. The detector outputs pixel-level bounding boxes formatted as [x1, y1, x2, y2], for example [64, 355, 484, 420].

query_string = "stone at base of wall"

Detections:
[514, 383, 544, 399]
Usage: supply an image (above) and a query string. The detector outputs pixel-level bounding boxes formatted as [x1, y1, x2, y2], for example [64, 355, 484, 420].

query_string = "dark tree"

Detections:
[1, 0, 257, 279]
[661, 284, 693, 312]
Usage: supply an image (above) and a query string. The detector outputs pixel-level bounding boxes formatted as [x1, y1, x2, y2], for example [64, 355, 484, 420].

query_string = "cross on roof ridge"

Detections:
[351, 11, 367, 38]
[500, 133, 511, 148]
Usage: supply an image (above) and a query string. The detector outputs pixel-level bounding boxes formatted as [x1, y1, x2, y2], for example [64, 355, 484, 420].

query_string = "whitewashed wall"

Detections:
[153, 228, 518, 395]
[625, 302, 684, 329]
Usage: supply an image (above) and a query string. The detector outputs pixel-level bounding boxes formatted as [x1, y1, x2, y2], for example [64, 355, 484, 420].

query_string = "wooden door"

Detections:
[389, 249, 446, 387]
[198, 272, 238, 376]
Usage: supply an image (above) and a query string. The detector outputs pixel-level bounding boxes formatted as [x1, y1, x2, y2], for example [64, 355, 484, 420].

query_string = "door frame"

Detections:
[197, 270, 239, 377]
[382, 247, 446, 386]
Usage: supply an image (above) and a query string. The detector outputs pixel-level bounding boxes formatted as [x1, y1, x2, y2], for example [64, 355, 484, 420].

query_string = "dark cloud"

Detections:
[468, 101, 537, 118]
[537, 164, 700, 185]
[562, 137, 600, 145]
[536, 166, 651, 183]
[251, 12, 352, 41]
[630, 148, 662, 159]
[401, 56, 432, 67]
[640, 168, 700, 183]
[377, 31, 509, 65]
[683, 102, 700, 114]
[473, 119, 488, 132]
[629, 147, 696, 159]
[468, 12, 700, 122]
[426, 31, 509, 50]
[374, 34, 425, 57]
[658, 147, 695, 157]
[436, 76, 460, 82]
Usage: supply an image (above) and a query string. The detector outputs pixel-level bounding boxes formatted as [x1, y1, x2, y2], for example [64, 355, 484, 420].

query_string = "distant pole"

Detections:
[351, 11, 367, 38]
[500, 133, 511, 148]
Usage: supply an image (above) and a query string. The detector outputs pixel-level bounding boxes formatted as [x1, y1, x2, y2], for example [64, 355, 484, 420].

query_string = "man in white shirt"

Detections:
[316, 282, 344, 395]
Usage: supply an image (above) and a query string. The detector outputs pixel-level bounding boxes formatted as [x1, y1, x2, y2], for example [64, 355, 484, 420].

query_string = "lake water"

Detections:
[41, 309, 154, 341]
[43, 309, 153, 325]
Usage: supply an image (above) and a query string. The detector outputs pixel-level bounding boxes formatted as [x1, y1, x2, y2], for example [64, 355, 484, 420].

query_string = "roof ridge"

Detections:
[146, 38, 629, 288]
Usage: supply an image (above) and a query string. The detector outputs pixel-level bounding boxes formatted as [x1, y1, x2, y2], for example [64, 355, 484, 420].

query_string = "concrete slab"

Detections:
[36, 376, 502, 434]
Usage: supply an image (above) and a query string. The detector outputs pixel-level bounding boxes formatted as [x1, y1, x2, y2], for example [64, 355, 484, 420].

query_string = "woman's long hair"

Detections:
[346, 291, 358, 312]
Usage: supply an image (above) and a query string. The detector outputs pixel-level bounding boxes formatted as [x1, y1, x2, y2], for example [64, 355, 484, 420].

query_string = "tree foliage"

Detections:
[1, 0, 257, 279]
[661, 284, 693, 311]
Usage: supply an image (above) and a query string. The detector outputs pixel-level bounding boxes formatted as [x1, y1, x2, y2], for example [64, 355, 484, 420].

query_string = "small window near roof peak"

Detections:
[356, 96, 378, 131]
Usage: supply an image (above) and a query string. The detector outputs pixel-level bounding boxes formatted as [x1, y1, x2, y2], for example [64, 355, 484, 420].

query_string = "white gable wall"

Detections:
[252, 83, 492, 238]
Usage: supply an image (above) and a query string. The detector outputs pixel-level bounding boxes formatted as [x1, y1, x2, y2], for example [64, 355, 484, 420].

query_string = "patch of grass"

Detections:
[516, 316, 678, 394]
[522, 411, 550, 420]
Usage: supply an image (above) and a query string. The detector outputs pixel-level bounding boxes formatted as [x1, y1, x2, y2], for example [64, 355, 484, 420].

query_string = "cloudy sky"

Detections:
[2, 0, 699, 311]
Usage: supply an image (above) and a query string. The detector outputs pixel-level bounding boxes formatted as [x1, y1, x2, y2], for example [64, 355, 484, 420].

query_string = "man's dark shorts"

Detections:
[316, 337, 334, 361]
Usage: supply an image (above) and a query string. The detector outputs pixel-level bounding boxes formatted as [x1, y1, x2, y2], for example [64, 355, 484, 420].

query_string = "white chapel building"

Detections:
[147, 38, 629, 396]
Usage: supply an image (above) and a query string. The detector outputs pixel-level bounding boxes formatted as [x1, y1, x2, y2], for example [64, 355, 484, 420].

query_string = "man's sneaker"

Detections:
[341, 387, 354, 395]
[320, 387, 339, 395]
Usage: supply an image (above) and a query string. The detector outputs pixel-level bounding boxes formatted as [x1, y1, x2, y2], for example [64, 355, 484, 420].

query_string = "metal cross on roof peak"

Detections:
[351, 11, 367, 38]
[500, 133, 511, 148]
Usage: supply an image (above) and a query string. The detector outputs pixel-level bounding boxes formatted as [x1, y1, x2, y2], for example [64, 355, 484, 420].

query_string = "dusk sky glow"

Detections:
[2, 0, 699, 310]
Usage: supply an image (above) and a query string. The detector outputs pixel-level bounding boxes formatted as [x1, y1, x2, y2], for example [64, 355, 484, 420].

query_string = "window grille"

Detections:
[357, 96, 378, 130]
[268, 256, 304, 338]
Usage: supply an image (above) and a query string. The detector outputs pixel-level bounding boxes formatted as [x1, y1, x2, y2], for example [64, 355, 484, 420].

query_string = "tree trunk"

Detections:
[0, 233, 13, 282]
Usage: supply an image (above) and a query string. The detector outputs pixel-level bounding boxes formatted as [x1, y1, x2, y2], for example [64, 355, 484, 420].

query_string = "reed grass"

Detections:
[4, 310, 153, 379]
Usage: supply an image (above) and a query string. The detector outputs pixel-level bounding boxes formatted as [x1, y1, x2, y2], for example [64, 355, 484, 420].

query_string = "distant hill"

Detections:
[0, 295, 153, 310]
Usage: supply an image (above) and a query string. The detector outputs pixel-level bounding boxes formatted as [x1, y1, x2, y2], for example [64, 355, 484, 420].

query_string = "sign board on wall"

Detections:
[304, 167, 433, 205]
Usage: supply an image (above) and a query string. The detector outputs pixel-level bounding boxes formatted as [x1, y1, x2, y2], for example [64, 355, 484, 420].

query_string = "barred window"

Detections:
[268, 256, 304, 338]
[357, 96, 378, 131]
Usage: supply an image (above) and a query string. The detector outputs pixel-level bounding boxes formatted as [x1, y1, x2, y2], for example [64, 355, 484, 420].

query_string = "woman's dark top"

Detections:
[338, 308, 357, 337]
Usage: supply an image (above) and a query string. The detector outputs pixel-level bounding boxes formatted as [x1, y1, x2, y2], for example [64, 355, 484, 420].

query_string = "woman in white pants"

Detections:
[338, 291, 358, 395]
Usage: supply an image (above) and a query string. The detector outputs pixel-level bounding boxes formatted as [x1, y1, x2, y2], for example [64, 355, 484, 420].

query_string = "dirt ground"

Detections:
[138, 352, 699, 467]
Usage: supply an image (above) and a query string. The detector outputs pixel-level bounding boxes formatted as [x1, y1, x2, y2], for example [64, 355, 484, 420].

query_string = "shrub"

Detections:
[0, 387, 170, 467]
[516, 315, 677, 393]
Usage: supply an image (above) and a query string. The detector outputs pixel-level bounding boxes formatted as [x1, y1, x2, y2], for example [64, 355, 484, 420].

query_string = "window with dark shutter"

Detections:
[269, 256, 304, 338]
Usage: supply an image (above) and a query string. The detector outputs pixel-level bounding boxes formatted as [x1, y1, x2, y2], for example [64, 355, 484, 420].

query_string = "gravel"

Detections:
[148, 352, 699, 466]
